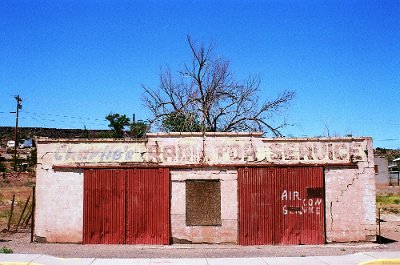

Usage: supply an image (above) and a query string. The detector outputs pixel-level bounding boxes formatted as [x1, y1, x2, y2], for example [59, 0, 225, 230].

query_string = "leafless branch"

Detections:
[142, 35, 295, 135]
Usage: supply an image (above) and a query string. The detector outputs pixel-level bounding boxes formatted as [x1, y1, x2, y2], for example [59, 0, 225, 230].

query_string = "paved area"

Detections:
[0, 251, 399, 265]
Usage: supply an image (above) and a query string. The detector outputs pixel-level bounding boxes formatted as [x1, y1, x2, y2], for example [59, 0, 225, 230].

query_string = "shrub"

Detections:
[0, 247, 13, 254]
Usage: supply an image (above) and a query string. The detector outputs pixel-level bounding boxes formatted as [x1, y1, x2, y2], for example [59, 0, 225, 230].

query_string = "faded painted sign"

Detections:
[265, 142, 365, 162]
[41, 137, 370, 165]
[281, 190, 322, 215]
[53, 144, 146, 163]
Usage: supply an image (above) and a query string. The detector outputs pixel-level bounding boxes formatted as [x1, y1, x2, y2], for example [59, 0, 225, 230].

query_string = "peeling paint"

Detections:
[41, 137, 371, 166]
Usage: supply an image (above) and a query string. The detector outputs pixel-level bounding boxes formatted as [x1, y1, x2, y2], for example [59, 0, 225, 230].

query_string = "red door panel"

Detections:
[83, 170, 125, 244]
[126, 168, 170, 244]
[83, 168, 170, 245]
[238, 167, 325, 245]
[238, 168, 275, 245]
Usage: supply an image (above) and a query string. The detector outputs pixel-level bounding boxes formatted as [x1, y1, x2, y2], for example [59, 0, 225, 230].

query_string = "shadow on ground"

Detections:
[375, 235, 397, 244]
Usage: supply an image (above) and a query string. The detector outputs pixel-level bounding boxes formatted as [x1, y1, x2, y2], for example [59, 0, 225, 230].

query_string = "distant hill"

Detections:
[0, 126, 111, 144]
[374, 147, 400, 161]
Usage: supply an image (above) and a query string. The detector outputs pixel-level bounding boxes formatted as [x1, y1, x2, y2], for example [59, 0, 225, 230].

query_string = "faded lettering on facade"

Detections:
[53, 144, 146, 163]
[49, 139, 368, 165]
[264, 142, 364, 162]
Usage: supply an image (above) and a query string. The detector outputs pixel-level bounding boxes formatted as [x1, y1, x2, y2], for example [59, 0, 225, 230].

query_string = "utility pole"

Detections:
[12, 95, 22, 171]
[131, 114, 136, 137]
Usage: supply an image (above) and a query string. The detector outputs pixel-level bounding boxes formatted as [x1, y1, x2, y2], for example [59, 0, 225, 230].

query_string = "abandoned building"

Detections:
[34, 133, 376, 245]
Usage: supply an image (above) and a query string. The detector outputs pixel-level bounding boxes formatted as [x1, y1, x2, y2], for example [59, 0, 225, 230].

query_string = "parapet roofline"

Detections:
[35, 133, 372, 144]
[146, 132, 264, 137]
[261, 137, 372, 142]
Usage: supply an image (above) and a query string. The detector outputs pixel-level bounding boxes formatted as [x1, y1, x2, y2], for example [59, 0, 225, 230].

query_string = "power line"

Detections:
[21, 111, 108, 122]
[19, 116, 108, 127]
[18, 111, 109, 127]
[2, 110, 399, 126]
[23, 113, 47, 127]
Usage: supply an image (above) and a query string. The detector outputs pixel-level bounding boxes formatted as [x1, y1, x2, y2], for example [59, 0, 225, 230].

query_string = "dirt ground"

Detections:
[375, 186, 400, 248]
[0, 172, 35, 229]
[0, 230, 398, 258]
[0, 175, 399, 258]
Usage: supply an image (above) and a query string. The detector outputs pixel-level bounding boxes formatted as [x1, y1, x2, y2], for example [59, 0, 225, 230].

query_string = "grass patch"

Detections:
[377, 195, 400, 205]
[377, 195, 400, 214]
[0, 246, 13, 254]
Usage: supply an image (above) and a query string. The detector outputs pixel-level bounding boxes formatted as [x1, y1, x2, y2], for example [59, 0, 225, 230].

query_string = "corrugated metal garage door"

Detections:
[126, 168, 170, 244]
[83, 168, 170, 244]
[83, 170, 125, 244]
[238, 167, 324, 245]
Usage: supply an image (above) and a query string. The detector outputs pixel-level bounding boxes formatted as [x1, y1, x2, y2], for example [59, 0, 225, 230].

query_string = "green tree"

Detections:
[162, 111, 201, 132]
[105, 113, 131, 138]
[131, 120, 149, 138]
[143, 35, 295, 135]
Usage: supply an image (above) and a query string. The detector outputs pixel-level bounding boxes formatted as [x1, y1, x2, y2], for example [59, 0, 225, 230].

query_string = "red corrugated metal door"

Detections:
[83, 168, 170, 245]
[238, 167, 324, 245]
[238, 168, 275, 245]
[83, 169, 125, 244]
[126, 168, 170, 244]
[275, 167, 324, 245]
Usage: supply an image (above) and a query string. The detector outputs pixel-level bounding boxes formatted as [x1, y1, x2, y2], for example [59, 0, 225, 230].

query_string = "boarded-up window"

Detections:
[186, 180, 221, 226]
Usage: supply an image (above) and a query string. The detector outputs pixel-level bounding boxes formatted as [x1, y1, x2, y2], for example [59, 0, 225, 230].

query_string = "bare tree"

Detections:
[143, 35, 295, 136]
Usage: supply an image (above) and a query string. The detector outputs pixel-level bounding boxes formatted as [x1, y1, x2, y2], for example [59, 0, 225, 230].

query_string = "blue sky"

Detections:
[1, 0, 399, 149]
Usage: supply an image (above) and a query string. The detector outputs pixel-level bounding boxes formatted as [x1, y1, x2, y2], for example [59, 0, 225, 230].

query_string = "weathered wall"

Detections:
[325, 166, 376, 242]
[324, 137, 375, 242]
[35, 167, 83, 242]
[170, 168, 238, 244]
[35, 133, 375, 244]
